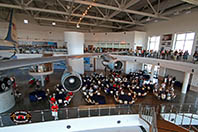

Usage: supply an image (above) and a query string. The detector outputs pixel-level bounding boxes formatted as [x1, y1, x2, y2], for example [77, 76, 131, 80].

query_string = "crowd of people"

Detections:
[127, 49, 198, 63]
[81, 70, 176, 105]
[85, 47, 198, 64]
[153, 75, 176, 101]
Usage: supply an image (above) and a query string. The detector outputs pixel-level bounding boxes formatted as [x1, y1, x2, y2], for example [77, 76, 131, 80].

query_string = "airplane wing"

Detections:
[0, 52, 114, 71]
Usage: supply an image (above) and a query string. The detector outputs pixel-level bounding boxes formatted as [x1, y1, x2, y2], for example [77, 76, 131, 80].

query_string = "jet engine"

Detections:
[101, 55, 123, 71]
[61, 72, 82, 92]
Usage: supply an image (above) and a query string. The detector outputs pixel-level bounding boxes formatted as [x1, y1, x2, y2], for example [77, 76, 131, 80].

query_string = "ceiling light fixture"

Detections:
[76, 0, 96, 28]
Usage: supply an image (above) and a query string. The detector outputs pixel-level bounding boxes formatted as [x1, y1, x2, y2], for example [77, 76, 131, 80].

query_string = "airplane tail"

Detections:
[4, 9, 18, 46]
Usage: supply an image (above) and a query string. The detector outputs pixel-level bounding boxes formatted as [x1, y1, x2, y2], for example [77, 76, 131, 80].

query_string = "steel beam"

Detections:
[0, 3, 142, 26]
[34, 17, 121, 29]
[63, 0, 170, 20]
[181, 0, 198, 5]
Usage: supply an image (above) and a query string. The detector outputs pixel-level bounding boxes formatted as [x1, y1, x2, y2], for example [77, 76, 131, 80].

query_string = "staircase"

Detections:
[157, 116, 190, 132]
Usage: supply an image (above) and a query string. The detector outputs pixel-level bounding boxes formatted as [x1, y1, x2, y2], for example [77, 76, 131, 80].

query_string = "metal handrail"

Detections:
[160, 104, 198, 130]
[1, 103, 197, 131]
[0, 104, 141, 127]
[138, 105, 158, 132]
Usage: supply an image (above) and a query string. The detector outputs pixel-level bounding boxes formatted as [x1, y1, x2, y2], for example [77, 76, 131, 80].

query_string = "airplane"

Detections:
[0, 9, 123, 93]
[0, 52, 123, 92]
[0, 9, 18, 60]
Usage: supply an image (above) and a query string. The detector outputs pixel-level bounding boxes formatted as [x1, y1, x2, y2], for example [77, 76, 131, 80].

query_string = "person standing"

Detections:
[183, 50, 189, 61]
[51, 102, 59, 120]
[193, 51, 198, 64]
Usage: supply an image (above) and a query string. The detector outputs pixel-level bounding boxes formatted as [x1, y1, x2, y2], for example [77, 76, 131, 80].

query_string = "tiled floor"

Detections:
[2, 68, 198, 114]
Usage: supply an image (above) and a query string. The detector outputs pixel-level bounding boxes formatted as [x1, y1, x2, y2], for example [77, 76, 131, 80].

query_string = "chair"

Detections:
[58, 99, 62, 104]
[83, 92, 87, 96]
[121, 91, 124, 95]
[82, 87, 86, 91]
[89, 92, 93, 96]
[116, 91, 119, 96]
[119, 100, 123, 104]
[129, 101, 133, 104]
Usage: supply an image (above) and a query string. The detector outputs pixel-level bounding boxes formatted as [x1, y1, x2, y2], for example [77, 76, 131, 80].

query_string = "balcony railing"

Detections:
[2, 104, 197, 131]
[139, 105, 158, 132]
[0, 104, 143, 127]
[160, 104, 198, 128]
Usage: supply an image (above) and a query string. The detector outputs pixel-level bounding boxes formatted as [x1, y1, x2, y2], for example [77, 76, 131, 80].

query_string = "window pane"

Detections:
[184, 40, 193, 54]
[175, 41, 184, 50]
[148, 36, 160, 51]
[186, 32, 195, 40]
[151, 37, 156, 41]
[150, 42, 155, 50]
[177, 34, 185, 40]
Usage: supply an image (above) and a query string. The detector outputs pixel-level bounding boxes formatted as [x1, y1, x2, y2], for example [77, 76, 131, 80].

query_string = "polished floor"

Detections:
[2, 68, 198, 114]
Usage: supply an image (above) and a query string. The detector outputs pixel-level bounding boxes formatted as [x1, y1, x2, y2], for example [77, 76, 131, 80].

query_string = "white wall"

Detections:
[145, 10, 198, 87]
[159, 67, 166, 77]
[0, 13, 66, 47]
[145, 10, 198, 54]
[95, 58, 105, 70]
[0, 13, 110, 48]
[84, 31, 146, 49]
[125, 62, 142, 74]
[134, 31, 147, 49]
[166, 68, 184, 82]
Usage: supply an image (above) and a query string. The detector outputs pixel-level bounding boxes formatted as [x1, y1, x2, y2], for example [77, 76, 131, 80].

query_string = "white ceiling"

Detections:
[0, 0, 197, 32]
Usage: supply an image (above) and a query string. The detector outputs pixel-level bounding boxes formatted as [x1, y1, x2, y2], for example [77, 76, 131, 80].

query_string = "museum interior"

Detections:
[0, 0, 198, 132]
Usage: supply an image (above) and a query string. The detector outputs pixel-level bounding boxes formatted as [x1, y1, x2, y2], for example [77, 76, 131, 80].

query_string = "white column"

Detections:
[40, 75, 45, 87]
[150, 65, 155, 80]
[182, 72, 190, 94]
[64, 32, 84, 74]
[159, 67, 166, 77]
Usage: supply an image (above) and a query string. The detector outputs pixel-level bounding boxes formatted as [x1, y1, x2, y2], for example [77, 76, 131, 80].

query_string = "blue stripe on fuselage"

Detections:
[0, 45, 15, 50]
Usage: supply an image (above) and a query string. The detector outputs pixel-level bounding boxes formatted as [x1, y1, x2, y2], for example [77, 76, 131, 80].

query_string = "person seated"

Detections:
[160, 93, 166, 100]
[119, 100, 123, 104]
[124, 100, 128, 104]
[14, 89, 22, 98]
[28, 78, 36, 85]
[50, 93, 56, 104]
[68, 92, 73, 97]
[45, 89, 50, 97]
[64, 95, 71, 106]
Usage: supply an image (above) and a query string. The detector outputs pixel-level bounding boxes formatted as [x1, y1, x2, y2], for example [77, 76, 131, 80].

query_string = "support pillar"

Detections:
[159, 67, 166, 80]
[40, 75, 45, 87]
[181, 72, 190, 94]
[150, 65, 155, 81]
[64, 32, 84, 74]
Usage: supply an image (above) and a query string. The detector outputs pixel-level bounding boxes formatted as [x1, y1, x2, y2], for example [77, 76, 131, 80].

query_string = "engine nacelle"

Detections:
[61, 72, 82, 92]
[102, 60, 123, 71]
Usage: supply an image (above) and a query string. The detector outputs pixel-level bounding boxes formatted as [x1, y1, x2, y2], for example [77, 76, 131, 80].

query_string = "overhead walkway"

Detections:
[112, 55, 198, 74]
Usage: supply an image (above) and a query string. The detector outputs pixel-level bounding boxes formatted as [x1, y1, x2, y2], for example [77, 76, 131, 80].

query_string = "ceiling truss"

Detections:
[0, 0, 196, 31]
